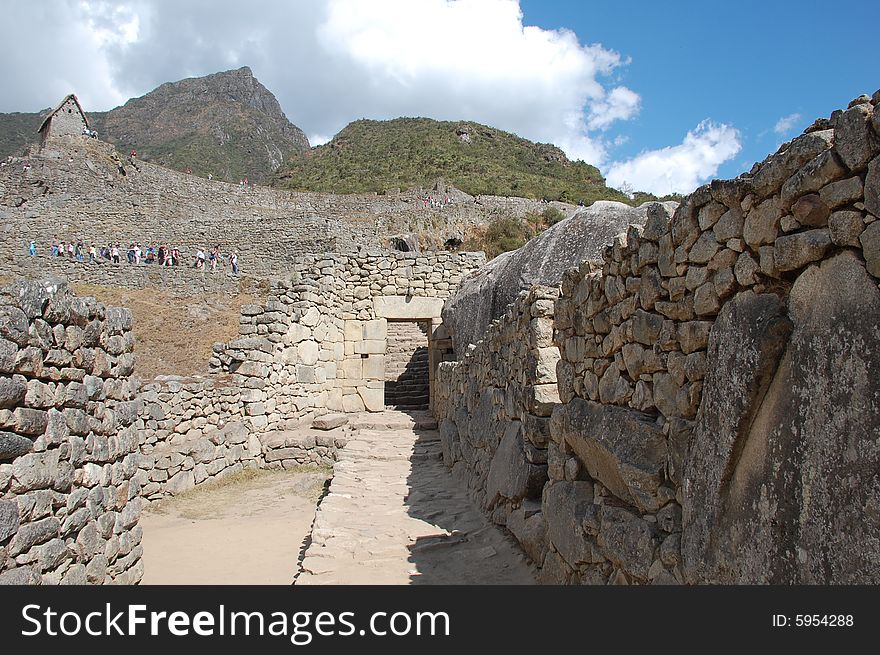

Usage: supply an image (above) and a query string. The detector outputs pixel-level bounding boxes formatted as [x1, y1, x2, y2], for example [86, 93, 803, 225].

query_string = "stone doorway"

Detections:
[384, 321, 430, 410]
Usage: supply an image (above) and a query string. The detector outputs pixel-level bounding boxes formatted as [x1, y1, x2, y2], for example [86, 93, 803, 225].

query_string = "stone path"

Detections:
[296, 411, 536, 585]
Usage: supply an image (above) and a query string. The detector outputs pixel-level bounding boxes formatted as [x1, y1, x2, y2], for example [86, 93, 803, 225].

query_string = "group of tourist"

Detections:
[31, 238, 240, 275]
[420, 195, 454, 209]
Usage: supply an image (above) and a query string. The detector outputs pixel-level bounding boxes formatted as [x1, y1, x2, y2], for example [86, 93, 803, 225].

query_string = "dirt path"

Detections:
[296, 411, 536, 585]
[139, 468, 329, 585]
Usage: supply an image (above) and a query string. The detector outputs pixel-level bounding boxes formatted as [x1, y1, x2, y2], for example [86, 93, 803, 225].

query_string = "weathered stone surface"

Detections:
[312, 414, 348, 431]
[442, 201, 662, 348]
[165, 469, 195, 496]
[834, 103, 880, 171]
[506, 508, 548, 565]
[684, 254, 880, 583]
[860, 221, 880, 278]
[773, 229, 832, 272]
[551, 399, 667, 512]
[743, 197, 782, 247]
[542, 480, 594, 566]
[866, 156, 880, 217]
[828, 210, 865, 247]
[439, 419, 460, 468]
[0, 499, 19, 542]
[8, 516, 60, 556]
[0, 566, 41, 585]
[791, 193, 830, 227]
[597, 505, 657, 580]
[0, 431, 33, 461]
[485, 421, 545, 507]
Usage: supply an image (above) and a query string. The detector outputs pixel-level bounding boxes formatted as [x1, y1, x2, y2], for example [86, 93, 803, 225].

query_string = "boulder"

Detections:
[442, 201, 672, 349]
[550, 399, 667, 512]
[484, 421, 546, 508]
[683, 254, 880, 583]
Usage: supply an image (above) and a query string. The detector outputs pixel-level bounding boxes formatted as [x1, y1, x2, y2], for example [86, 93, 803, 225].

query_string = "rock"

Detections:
[442, 201, 660, 349]
[0, 431, 33, 461]
[506, 507, 549, 565]
[0, 375, 27, 409]
[791, 193, 830, 227]
[542, 480, 595, 566]
[819, 176, 863, 210]
[312, 414, 348, 431]
[165, 469, 195, 495]
[551, 399, 667, 512]
[713, 207, 744, 242]
[0, 499, 19, 542]
[866, 156, 880, 217]
[0, 566, 41, 585]
[597, 505, 657, 580]
[8, 516, 60, 556]
[829, 211, 865, 247]
[485, 421, 546, 507]
[774, 229, 832, 272]
[860, 221, 880, 278]
[780, 150, 847, 208]
[743, 197, 782, 248]
[689, 232, 720, 264]
[439, 419, 460, 467]
[751, 130, 833, 197]
[734, 251, 760, 286]
[834, 103, 880, 171]
[684, 255, 880, 583]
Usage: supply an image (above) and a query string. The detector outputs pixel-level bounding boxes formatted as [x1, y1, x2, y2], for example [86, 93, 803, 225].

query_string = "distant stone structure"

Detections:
[37, 94, 90, 147]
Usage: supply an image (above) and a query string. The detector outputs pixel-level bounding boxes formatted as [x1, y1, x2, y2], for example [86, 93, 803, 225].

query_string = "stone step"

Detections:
[260, 427, 346, 450]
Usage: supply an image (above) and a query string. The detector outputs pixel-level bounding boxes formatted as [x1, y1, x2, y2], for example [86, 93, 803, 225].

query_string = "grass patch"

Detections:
[72, 283, 262, 380]
[146, 465, 333, 519]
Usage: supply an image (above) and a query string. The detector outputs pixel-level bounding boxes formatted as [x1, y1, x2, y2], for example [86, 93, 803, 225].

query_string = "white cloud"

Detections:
[587, 86, 641, 130]
[605, 120, 742, 196]
[308, 134, 332, 147]
[774, 113, 802, 135]
[0, 0, 640, 167]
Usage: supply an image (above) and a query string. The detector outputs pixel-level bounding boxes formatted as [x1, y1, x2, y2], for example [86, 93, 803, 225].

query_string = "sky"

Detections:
[0, 0, 876, 195]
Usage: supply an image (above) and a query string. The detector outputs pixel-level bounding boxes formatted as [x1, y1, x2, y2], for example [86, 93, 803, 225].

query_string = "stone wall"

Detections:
[434, 286, 560, 568]
[0, 279, 143, 585]
[210, 251, 484, 418]
[436, 92, 880, 584]
[134, 376, 341, 503]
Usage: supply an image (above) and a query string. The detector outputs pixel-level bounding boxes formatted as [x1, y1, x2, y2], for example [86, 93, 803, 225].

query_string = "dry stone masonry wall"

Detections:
[435, 92, 880, 584]
[0, 279, 143, 585]
[434, 286, 560, 569]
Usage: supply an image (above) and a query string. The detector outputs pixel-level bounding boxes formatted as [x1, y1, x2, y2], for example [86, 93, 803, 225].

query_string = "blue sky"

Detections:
[1, 0, 877, 194]
[520, 0, 879, 182]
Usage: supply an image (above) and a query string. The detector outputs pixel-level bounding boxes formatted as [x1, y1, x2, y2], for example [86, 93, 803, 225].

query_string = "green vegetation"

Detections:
[274, 117, 632, 205]
[0, 112, 43, 158]
[463, 206, 571, 259]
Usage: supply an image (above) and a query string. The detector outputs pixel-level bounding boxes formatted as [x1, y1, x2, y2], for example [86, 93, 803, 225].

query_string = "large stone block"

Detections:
[542, 480, 595, 567]
[683, 257, 880, 583]
[550, 399, 667, 512]
[374, 296, 444, 320]
[597, 505, 657, 580]
[485, 421, 546, 508]
[357, 386, 384, 412]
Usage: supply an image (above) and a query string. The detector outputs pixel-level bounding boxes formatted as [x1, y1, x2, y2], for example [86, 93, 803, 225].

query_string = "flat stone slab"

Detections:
[312, 413, 349, 431]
